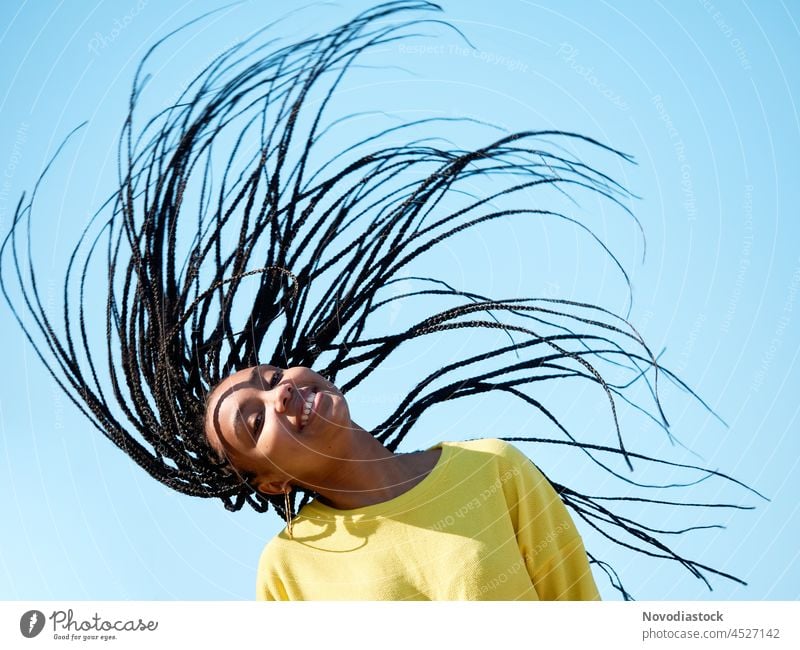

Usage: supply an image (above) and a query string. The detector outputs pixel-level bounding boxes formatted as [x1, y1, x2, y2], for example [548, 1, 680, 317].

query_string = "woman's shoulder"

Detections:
[441, 438, 537, 477]
[258, 525, 295, 564]
[444, 437, 527, 461]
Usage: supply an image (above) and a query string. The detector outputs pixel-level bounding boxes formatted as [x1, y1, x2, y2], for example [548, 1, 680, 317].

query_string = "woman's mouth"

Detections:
[299, 389, 317, 429]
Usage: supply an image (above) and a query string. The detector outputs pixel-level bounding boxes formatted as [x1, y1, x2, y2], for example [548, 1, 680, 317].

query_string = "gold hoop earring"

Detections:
[284, 489, 294, 540]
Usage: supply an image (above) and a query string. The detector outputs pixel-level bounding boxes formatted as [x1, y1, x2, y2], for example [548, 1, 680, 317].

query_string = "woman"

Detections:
[204, 363, 600, 599]
[0, 1, 758, 600]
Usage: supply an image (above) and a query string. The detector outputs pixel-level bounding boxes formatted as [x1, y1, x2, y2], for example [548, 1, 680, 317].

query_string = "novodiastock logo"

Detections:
[19, 610, 45, 638]
[18, 608, 159, 641]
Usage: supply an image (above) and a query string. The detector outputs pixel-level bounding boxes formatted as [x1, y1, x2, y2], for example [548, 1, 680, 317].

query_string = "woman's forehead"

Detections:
[205, 365, 276, 455]
[220, 363, 276, 387]
[212, 364, 275, 403]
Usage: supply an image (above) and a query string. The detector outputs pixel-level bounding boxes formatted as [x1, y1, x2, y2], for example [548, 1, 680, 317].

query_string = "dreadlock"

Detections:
[0, 1, 763, 599]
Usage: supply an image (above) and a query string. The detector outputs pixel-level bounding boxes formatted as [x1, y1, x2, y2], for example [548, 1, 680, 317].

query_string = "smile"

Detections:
[300, 390, 316, 429]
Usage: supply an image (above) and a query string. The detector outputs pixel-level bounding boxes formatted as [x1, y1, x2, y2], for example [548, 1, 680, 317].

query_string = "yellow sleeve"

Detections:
[500, 441, 601, 601]
[256, 582, 274, 601]
[256, 543, 289, 601]
[531, 535, 600, 601]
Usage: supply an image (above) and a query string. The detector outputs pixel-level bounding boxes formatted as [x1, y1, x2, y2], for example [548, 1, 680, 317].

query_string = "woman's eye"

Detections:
[269, 369, 283, 388]
[253, 412, 264, 438]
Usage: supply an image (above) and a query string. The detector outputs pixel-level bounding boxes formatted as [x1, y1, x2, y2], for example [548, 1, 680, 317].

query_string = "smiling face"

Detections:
[203, 365, 354, 495]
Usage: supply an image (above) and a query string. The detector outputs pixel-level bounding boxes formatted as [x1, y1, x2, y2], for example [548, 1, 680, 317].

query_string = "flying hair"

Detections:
[0, 1, 764, 599]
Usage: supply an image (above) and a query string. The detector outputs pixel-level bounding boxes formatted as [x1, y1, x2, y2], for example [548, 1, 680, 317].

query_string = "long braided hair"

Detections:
[0, 1, 762, 599]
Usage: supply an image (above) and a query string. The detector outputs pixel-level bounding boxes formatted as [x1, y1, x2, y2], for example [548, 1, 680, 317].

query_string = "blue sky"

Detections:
[0, 0, 798, 601]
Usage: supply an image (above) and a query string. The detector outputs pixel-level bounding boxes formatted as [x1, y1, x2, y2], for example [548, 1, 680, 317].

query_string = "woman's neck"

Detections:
[306, 425, 440, 510]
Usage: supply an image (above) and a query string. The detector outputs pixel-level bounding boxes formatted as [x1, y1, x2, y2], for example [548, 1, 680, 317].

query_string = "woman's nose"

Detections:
[269, 381, 293, 413]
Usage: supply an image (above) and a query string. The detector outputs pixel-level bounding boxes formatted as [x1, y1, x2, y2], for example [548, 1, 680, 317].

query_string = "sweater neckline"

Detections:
[300, 441, 452, 519]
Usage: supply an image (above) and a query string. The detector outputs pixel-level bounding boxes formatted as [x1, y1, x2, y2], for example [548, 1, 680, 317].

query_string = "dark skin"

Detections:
[203, 364, 441, 510]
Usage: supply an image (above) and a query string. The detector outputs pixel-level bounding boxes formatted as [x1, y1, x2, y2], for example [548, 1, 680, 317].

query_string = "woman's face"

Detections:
[204, 364, 353, 494]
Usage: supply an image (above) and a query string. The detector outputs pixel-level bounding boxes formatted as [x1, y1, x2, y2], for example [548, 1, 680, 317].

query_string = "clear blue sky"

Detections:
[0, 0, 798, 601]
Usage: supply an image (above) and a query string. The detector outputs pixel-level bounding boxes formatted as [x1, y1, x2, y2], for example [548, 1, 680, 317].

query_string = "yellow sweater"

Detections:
[256, 438, 600, 600]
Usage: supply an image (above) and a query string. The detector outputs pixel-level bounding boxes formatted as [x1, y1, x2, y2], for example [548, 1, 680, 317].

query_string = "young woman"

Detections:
[0, 1, 758, 600]
[205, 363, 600, 599]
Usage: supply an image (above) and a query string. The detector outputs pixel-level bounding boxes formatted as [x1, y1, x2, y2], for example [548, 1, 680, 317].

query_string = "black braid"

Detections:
[0, 1, 763, 598]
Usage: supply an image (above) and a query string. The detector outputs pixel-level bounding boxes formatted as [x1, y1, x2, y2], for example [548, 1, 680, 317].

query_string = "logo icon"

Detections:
[20, 610, 46, 638]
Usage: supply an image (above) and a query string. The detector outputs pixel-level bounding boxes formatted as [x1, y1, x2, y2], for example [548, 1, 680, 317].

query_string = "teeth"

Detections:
[300, 392, 314, 428]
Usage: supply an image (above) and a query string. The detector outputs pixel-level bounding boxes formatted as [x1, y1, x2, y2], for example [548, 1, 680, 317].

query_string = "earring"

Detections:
[284, 489, 294, 540]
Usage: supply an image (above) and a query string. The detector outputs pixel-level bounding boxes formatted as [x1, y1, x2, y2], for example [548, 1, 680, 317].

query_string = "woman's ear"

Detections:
[255, 477, 291, 496]
[237, 469, 285, 495]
